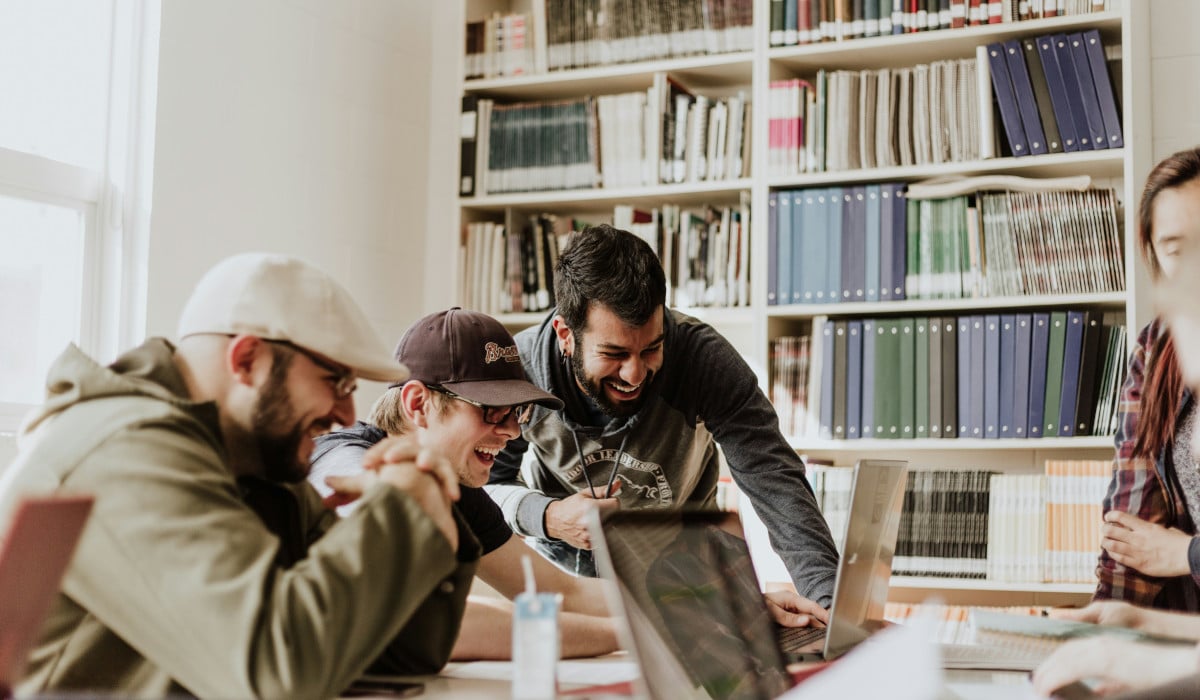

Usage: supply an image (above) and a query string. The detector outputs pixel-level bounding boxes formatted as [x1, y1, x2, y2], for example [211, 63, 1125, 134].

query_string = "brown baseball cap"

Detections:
[394, 307, 563, 410]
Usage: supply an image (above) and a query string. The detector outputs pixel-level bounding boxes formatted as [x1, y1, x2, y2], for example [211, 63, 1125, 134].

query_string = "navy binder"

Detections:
[1035, 34, 1081, 152]
[827, 187, 843, 303]
[1067, 32, 1110, 150]
[791, 189, 806, 303]
[1027, 312, 1051, 437]
[998, 314, 1016, 438]
[1083, 29, 1123, 150]
[892, 185, 908, 300]
[1021, 37, 1064, 153]
[820, 319, 835, 439]
[767, 191, 779, 305]
[866, 185, 882, 302]
[1012, 314, 1033, 438]
[842, 188, 867, 302]
[1051, 33, 1097, 150]
[986, 42, 1030, 157]
[1002, 39, 1049, 155]
[862, 319, 877, 438]
[984, 314, 1001, 439]
[847, 320, 864, 439]
[1057, 310, 1087, 437]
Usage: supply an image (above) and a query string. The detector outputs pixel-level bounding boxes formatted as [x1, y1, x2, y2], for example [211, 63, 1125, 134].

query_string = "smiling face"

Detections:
[408, 384, 521, 488]
[559, 304, 665, 418]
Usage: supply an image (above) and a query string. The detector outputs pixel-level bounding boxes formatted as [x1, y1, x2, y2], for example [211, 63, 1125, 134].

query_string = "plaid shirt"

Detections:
[1095, 319, 1200, 610]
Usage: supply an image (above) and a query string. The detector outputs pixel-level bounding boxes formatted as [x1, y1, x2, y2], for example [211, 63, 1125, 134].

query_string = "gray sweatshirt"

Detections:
[485, 309, 838, 606]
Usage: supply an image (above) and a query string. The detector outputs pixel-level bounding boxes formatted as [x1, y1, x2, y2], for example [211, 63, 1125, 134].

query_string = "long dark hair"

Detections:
[1133, 147, 1200, 459]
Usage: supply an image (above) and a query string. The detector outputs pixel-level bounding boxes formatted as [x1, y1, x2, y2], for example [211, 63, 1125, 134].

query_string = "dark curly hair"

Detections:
[553, 224, 667, 333]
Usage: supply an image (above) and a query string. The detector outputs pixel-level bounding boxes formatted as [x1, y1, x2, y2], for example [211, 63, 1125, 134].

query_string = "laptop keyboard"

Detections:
[777, 625, 826, 652]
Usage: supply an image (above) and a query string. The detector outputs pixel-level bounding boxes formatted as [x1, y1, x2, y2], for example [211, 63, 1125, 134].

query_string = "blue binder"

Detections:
[957, 316, 971, 438]
[847, 319, 863, 439]
[1027, 312, 1051, 437]
[986, 42, 1030, 157]
[827, 188, 843, 303]
[942, 318, 958, 438]
[1002, 39, 1049, 155]
[841, 188, 866, 302]
[998, 314, 1016, 438]
[865, 185, 882, 302]
[969, 315, 985, 438]
[1057, 310, 1086, 437]
[984, 315, 1001, 439]
[810, 189, 830, 302]
[1051, 33, 1098, 150]
[1012, 314, 1033, 438]
[767, 191, 779, 305]
[1035, 34, 1082, 152]
[1082, 29, 1123, 150]
[1067, 32, 1110, 150]
[879, 184, 894, 301]
[791, 189, 806, 304]
[777, 191, 793, 305]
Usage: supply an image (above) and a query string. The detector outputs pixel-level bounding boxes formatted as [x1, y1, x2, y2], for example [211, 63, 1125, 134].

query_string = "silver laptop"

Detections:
[589, 459, 908, 700]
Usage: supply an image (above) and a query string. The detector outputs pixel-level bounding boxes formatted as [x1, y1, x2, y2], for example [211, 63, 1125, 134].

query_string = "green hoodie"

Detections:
[0, 339, 479, 698]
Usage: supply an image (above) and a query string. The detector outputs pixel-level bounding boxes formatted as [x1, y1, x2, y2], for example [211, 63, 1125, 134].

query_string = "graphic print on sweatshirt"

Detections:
[565, 448, 674, 507]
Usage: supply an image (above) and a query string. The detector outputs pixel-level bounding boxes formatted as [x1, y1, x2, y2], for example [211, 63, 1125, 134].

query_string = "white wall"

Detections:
[146, 0, 437, 413]
[1150, 0, 1200, 161]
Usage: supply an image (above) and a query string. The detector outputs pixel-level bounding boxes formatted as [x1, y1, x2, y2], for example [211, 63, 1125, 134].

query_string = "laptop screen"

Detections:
[594, 509, 793, 700]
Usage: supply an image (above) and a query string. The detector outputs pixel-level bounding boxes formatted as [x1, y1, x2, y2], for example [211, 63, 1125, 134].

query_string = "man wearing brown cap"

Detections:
[310, 307, 622, 660]
[0, 253, 475, 698]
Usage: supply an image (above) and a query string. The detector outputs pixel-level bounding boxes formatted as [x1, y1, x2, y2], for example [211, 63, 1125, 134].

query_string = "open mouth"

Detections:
[474, 445, 501, 466]
[605, 379, 642, 400]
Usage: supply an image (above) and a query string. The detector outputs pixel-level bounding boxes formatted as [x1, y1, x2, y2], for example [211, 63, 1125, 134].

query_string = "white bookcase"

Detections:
[448, 0, 1153, 606]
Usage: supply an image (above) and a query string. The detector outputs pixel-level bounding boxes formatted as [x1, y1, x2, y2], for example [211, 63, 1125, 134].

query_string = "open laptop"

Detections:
[589, 459, 908, 700]
[0, 494, 94, 695]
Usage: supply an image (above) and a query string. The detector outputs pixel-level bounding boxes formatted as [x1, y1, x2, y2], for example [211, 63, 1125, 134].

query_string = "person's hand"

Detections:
[1049, 600, 1147, 631]
[544, 482, 621, 549]
[325, 435, 461, 549]
[764, 589, 829, 627]
[1032, 636, 1198, 696]
[1102, 511, 1193, 577]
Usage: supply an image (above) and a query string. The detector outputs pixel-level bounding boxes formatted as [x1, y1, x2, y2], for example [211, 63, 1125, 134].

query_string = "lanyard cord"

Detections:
[571, 429, 629, 499]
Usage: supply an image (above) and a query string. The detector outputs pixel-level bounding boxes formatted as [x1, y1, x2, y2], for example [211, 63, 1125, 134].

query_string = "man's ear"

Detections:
[400, 381, 431, 428]
[226, 335, 268, 388]
[552, 315, 574, 356]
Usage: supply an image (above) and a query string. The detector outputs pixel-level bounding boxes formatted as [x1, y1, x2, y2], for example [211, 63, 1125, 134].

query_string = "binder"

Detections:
[1027, 313, 1051, 437]
[957, 316, 972, 438]
[998, 315, 1016, 438]
[1082, 29, 1124, 150]
[916, 317, 931, 438]
[899, 318, 916, 438]
[877, 320, 901, 439]
[865, 185, 882, 302]
[827, 187, 844, 302]
[847, 320, 864, 439]
[1021, 37, 1064, 153]
[880, 184, 895, 301]
[820, 319, 836, 439]
[1012, 314, 1033, 438]
[1002, 39, 1049, 155]
[1066, 32, 1110, 150]
[1057, 310, 1086, 437]
[1042, 311, 1068, 437]
[942, 317, 958, 438]
[792, 189, 807, 303]
[929, 316, 944, 438]
[984, 314, 1001, 439]
[833, 321, 849, 439]
[1050, 33, 1097, 150]
[844, 186, 868, 301]
[862, 319, 877, 438]
[460, 95, 480, 196]
[1072, 311, 1103, 435]
[985, 42, 1029, 157]
[1035, 34, 1081, 152]
[777, 190, 793, 305]
[767, 191, 779, 305]
[802, 189, 824, 302]
[969, 315, 986, 438]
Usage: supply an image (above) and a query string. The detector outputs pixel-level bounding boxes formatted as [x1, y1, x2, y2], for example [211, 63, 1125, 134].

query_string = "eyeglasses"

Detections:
[267, 340, 358, 399]
[427, 385, 531, 425]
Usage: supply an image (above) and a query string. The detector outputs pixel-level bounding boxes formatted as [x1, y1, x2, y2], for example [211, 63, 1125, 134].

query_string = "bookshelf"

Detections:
[448, 0, 1152, 606]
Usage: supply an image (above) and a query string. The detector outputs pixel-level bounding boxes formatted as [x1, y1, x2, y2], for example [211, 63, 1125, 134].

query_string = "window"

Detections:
[0, 0, 160, 429]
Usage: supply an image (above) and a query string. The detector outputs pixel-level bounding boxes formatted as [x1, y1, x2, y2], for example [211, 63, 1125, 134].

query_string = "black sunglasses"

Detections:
[427, 385, 531, 425]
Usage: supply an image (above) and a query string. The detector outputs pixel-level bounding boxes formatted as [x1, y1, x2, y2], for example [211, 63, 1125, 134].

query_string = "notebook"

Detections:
[589, 459, 908, 700]
[0, 495, 94, 695]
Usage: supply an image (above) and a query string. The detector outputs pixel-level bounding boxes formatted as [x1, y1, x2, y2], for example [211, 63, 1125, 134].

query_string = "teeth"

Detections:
[609, 382, 640, 393]
[475, 446, 501, 456]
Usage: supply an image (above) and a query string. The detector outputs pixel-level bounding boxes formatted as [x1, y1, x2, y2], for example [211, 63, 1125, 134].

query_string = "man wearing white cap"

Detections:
[0, 253, 476, 698]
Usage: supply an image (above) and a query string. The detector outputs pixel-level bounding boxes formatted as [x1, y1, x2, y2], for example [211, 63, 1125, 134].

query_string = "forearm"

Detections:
[1140, 607, 1200, 641]
[559, 576, 612, 618]
[450, 597, 619, 660]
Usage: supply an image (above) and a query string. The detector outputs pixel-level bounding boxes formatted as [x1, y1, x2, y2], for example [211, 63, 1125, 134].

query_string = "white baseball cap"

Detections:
[177, 253, 407, 383]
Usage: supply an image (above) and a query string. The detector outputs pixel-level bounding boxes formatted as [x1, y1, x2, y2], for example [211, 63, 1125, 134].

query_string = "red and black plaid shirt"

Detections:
[1095, 319, 1200, 610]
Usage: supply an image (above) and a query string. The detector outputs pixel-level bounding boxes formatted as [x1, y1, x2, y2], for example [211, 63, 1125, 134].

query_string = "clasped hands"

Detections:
[322, 435, 461, 550]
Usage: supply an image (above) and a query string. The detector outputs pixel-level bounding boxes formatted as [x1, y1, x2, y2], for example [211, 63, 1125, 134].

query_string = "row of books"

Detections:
[769, 0, 1110, 47]
[813, 461, 1106, 583]
[545, 0, 755, 72]
[464, 11, 532, 80]
[770, 311, 1127, 441]
[984, 30, 1123, 157]
[459, 78, 752, 197]
[459, 199, 751, 314]
[765, 184, 1123, 306]
[767, 57, 983, 176]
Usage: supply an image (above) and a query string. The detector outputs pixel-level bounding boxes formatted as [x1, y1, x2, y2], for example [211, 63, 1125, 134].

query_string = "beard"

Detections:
[570, 345, 653, 419]
[250, 356, 310, 484]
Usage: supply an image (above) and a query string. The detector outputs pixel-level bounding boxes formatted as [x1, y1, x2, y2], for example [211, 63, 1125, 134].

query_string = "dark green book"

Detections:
[1042, 311, 1069, 438]
[876, 319, 901, 439]
[929, 316, 943, 438]
[899, 317, 916, 439]
[915, 317, 930, 438]
[833, 320, 848, 439]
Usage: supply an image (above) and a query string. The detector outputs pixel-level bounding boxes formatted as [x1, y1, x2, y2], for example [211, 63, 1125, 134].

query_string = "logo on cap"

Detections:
[484, 342, 521, 364]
